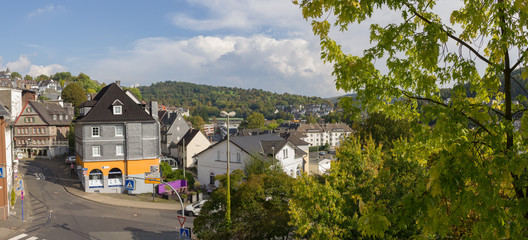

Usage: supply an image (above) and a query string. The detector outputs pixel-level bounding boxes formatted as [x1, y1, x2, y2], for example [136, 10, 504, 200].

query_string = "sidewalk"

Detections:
[35, 157, 190, 211]
[0, 170, 30, 238]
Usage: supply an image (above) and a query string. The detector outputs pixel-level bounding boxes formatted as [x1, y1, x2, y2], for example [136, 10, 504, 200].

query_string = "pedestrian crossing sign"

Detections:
[125, 179, 136, 191]
[180, 227, 191, 239]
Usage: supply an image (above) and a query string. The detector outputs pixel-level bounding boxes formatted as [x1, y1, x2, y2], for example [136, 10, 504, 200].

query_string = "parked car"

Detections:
[65, 155, 76, 164]
[185, 200, 207, 217]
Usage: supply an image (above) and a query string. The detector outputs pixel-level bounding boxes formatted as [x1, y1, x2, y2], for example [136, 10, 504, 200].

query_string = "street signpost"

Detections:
[178, 215, 186, 227]
[0, 167, 4, 178]
[125, 179, 136, 191]
[180, 227, 191, 239]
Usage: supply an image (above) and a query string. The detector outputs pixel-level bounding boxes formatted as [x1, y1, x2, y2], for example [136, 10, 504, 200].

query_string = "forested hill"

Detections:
[138, 81, 332, 119]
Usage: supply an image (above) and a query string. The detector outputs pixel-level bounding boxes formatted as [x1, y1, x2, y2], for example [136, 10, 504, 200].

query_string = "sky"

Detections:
[0, 0, 374, 98]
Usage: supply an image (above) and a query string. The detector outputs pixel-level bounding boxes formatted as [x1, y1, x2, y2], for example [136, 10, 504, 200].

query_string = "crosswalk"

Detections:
[8, 233, 43, 240]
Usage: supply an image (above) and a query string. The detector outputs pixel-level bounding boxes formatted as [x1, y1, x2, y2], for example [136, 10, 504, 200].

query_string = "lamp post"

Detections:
[220, 110, 235, 229]
[271, 146, 275, 166]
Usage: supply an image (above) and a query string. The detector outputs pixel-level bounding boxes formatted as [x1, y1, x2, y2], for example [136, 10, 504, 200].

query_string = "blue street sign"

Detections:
[0, 167, 3, 178]
[125, 179, 135, 191]
[180, 228, 191, 239]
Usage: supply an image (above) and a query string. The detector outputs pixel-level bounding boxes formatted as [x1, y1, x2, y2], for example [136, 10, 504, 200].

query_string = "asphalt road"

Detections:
[11, 160, 194, 240]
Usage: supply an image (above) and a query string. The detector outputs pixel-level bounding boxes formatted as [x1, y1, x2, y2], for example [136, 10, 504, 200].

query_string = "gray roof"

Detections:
[75, 83, 155, 123]
[29, 101, 73, 126]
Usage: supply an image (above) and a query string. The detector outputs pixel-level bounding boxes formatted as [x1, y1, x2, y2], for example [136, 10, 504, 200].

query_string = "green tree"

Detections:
[295, 0, 528, 238]
[195, 168, 294, 239]
[35, 74, 49, 82]
[246, 112, 265, 129]
[10, 72, 21, 80]
[160, 162, 195, 186]
[61, 82, 87, 115]
[305, 114, 317, 124]
[52, 72, 72, 81]
[290, 136, 424, 239]
[359, 112, 412, 149]
[123, 87, 142, 101]
[186, 115, 205, 131]
[24, 75, 33, 81]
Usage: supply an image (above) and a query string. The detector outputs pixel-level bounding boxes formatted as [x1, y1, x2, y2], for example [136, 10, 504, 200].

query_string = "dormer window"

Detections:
[112, 99, 124, 115]
[114, 106, 122, 115]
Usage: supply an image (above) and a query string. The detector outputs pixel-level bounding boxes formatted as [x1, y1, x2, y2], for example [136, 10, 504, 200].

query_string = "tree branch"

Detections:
[400, 91, 492, 135]
[406, 4, 494, 67]
[511, 48, 528, 71]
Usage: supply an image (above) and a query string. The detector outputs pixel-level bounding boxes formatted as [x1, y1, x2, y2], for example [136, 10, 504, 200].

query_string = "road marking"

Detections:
[27, 237, 39, 240]
[8, 234, 28, 240]
[34, 173, 45, 180]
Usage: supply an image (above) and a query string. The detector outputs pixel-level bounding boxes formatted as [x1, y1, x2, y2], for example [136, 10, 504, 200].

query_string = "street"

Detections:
[6, 160, 194, 240]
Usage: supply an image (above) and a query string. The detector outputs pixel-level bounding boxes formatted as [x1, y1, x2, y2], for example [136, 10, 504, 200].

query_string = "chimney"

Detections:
[115, 81, 121, 87]
[150, 101, 158, 120]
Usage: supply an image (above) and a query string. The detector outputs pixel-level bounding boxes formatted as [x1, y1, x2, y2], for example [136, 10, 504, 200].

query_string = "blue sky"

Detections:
[0, 0, 351, 97]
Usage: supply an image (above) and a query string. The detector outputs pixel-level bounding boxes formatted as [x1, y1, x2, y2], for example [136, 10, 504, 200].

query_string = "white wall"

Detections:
[196, 141, 245, 187]
[184, 132, 210, 168]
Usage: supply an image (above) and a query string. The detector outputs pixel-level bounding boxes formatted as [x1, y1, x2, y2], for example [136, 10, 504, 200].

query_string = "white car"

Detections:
[185, 200, 207, 217]
[65, 155, 76, 164]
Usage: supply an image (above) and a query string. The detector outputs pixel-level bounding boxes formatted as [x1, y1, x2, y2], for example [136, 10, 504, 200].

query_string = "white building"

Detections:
[277, 123, 353, 149]
[176, 129, 211, 168]
[194, 134, 306, 188]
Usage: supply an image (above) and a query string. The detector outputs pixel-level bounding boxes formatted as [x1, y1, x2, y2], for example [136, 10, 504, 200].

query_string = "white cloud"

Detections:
[27, 64, 67, 77]
[171, 0, 305, 32]
[87, 35, 341, 97]
[6, 55, 31, 72]
[27, 4, 64, 18]
[0, 55, 67, 77]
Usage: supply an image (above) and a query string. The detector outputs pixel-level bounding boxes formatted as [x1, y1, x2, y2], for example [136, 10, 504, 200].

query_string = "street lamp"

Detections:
[220, 110, 235, 228]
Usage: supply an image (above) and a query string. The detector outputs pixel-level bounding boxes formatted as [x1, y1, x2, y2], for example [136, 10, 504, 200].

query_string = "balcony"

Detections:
[16, 140, 69, 148]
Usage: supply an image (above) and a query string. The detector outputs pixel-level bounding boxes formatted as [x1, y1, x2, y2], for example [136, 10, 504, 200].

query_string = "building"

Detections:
[74, 83, 160, 194]
[14, 100, 74, 158]
[277, 122, 353, 149]
[176, 129, 211, 168]
[158, 110, 190, 159]
[194, 134, 306, 188]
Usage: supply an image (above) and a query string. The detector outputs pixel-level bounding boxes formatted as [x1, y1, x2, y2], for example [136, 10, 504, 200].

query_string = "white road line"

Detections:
[8, 233, 28, 240]
[27, 237, 39, 240]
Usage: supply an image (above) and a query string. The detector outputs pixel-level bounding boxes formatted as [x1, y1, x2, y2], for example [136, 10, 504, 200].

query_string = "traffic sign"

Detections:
[180, 227, 191, 239]
[0, 167, 4, 178]
[178, 215, 186, 227]
[144, 172, 161, 184]
[125, 179, 136, 191]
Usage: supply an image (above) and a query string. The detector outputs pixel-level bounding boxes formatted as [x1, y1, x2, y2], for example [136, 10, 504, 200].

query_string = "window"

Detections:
[92, 146, 101, 157]
[283, 149, 288, 158]
[92, 127, 100, 137]
[53, 115, 57, 120]
[26, 108, 32, 113]
[32, 128, 36, 134]
[113, 105, 122, 115]
[217, 151, 221, 160]
[65, 115, 68, 120]
[236, 153, 241, 162]
[59, 115, 63, 120]
[115, 126, 123, 136]
[17, 129, 20, 134]
[116, 145, 124, 156]
[108, 168, 123, 186]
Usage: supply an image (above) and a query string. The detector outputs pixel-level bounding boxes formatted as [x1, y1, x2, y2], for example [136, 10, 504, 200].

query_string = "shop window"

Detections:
[88, 169, 104, 188]
[108, 168, 123, 187]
